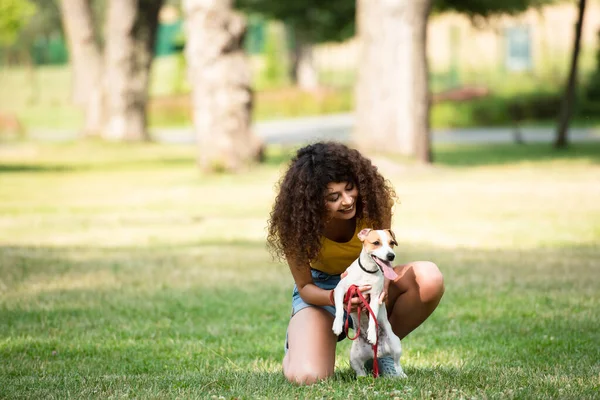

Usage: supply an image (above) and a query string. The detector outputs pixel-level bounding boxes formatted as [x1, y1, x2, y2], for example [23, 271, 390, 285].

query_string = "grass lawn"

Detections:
[0, 140, 599, 399]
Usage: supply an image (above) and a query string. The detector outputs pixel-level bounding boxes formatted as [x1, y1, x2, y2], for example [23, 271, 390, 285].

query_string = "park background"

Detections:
[1, 0, 599, 399]
[3, 1, 600, 132]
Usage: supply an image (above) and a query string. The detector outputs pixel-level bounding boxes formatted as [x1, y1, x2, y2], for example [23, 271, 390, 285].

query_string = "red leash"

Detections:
[343, 284, 379, 378]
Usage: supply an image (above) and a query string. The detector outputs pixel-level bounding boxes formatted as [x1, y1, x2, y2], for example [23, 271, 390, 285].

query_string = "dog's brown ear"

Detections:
[358, 228, 372, 242]
[385, 229, 398, 246]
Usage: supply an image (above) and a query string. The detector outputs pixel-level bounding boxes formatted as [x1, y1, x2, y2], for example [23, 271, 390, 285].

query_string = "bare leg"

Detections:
[283, 307, 338, 385]
[386, 261, 445, 339]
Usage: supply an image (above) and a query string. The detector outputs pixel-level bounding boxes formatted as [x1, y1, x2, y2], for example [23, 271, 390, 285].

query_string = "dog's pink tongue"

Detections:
[382, 265, 399, 281]
[374, 257, 399, 281]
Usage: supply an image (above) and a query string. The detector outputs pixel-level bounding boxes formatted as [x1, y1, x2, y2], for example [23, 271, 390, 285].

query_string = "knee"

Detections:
[283, 364, 332, 385]
[415, 261, 445, 304]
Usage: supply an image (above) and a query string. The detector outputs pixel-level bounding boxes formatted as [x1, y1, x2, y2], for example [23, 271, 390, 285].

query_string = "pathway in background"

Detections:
[29, 113, 600, 144]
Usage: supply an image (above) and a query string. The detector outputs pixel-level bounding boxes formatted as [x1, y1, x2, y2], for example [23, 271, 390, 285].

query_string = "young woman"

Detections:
[267, 142, 444, 385]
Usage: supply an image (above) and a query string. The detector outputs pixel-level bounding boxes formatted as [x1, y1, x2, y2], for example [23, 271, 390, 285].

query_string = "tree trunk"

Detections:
[354, 0, 432, 163]
[59, 0, 104, 136]
[103, 0, 164, 141]
[555, 0, 586, 149]
[290, 28, 319, 91]
[183, 0, 263, 172]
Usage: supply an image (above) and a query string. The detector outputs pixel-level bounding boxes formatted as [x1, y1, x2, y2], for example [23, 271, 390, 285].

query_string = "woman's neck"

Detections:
[323, 217, 356, 243]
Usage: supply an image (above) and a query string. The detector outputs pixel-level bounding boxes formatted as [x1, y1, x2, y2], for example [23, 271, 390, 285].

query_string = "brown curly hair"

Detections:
[267, 142, 397, 267]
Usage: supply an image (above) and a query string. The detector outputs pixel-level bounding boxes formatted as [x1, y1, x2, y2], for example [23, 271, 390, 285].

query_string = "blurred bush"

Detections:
[431, 91, 564, 128]
[581, 29, 600, 116]
[261, 22, 290, 89]
[506, 92, 563, 123]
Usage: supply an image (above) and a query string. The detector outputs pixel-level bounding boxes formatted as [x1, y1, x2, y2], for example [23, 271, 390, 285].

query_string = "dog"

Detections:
[332, 228, 406, 378]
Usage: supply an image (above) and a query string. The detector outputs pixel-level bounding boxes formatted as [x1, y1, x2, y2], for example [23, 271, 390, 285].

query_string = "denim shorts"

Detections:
[285, 269, 352, 351]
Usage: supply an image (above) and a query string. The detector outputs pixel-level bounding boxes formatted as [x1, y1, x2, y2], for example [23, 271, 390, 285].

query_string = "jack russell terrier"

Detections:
[332, 228, 407, 378]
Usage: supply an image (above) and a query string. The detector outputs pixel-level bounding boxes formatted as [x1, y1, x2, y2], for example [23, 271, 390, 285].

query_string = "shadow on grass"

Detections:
[0, 142, 292, 172]
[2, 140, 598, 173]
[0, 164, 75, 173]
[261, 141, 600, 169]
[0, 156, 194, 174]
[433, 141, 600, 167]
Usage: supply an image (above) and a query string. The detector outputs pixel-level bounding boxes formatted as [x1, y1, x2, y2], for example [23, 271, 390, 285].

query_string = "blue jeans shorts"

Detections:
[285, 269, 352, 352]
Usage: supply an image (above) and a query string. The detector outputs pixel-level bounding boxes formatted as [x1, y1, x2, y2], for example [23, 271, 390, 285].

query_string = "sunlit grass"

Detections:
[0, 141, 599, 398]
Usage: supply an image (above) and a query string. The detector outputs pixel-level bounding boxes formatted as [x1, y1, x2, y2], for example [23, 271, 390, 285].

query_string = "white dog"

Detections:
[332, 228, 407, 378]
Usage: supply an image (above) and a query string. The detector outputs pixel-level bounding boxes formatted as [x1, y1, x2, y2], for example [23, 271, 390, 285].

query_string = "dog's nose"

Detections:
[386, 253, 395, 261]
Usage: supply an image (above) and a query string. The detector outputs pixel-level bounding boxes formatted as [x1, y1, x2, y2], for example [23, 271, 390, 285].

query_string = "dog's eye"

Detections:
[390, 241, 398, 246]
[372, 240, 380, 245]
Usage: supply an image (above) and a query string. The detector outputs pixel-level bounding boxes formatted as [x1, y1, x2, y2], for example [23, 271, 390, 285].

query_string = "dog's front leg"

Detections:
[367, 296, 380, 345]
[332, 283, 348, 336]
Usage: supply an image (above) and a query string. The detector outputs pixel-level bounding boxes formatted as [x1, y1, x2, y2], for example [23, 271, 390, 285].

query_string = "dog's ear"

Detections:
[385, 229, 398, 246]
[358, 228, 372, 242]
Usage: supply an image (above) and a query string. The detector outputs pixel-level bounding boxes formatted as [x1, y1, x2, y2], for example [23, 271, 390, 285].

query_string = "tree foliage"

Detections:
[435, 0, 558, 17]
[235, 0, 355, 43]
[7, 0, 106, 47]
[236, 0, 559, 47]
[23, 0, 63, 39]
[0, 0, 36, 46]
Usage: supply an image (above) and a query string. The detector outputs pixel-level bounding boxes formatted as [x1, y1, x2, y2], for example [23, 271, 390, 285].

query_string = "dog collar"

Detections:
[358, 258, 377, 274]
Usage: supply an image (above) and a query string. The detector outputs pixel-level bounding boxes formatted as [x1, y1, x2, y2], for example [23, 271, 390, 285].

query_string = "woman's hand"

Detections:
[346, 284, 372, 313]
[340, 270, 390, 310]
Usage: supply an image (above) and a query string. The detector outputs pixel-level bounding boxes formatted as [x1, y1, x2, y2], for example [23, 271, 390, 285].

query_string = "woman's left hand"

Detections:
[340, 271, 390, 306]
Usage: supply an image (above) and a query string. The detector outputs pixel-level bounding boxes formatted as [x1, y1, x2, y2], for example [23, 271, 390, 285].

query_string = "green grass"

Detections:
[1, 141, 599, 398]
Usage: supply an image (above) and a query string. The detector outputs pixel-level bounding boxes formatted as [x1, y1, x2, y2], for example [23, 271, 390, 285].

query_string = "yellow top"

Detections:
[310, 222, 363, 275]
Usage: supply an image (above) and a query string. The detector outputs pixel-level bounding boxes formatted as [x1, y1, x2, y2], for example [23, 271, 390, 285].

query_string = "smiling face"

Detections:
[324, 181, 359, 220]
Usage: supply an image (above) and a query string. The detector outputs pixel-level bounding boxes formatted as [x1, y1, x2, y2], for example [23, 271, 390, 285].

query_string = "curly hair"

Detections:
[267, 141, 397, 267]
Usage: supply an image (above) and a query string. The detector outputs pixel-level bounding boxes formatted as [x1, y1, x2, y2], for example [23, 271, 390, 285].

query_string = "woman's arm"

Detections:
[288, 257, 334, 306]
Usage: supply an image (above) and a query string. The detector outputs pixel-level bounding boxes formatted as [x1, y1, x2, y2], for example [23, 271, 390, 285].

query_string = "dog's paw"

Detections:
[397, 368, 408, 379]
[332, 318, 343, 335]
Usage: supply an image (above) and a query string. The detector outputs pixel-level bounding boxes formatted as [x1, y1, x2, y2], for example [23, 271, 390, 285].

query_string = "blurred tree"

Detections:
[103, 0, 164, 141]
[0, 0, 36, 46]
[355, 0, 559, 163]
[184, 0, 263, 172]
[59, 0, 103, 136]
[555, 0, 586, 149]
[59, 0, 163, 140]
[235, 0, 355, 89]
[234, 0, 558, 91]
[235, 0, 561, 162]
[354, 0, 433, 162]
